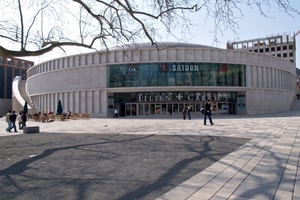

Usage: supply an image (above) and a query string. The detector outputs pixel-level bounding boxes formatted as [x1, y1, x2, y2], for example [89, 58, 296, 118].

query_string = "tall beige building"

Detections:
[227, 33, 296, 64]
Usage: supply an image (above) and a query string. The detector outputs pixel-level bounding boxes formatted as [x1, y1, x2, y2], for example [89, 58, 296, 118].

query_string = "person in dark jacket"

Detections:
[21, 111, 27, 128]
[182, 107, 187, 120]
[187, 106, 191, 120]
[8, 111, 18, 132]
[204, 99, 215, 126]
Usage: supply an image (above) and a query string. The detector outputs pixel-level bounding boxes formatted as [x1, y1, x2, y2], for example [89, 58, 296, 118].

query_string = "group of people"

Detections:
[182, 99, 215, 125]
[182, 106, 191, 120]
[30, 110, 72, 121]
[5, 110, 27, 132]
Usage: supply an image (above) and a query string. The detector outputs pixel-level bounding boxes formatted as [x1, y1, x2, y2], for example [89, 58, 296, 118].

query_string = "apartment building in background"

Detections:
[0, 56, 34, 116]
[227, 33, 296, 64]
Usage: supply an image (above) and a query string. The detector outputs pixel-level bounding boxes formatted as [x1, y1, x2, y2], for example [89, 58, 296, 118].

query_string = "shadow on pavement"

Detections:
[0, 133, 249, 200]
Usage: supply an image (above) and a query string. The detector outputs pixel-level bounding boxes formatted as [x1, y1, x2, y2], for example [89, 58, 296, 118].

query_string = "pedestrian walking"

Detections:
[168, 107, 172, 115]
[17, 111, 23, 130]
[8, 111, 18, 132]
[187, 107, 191, 120]
[113, 108, 118, 118]
[5, 110, 12, 132]
[204, 99, 215, 126]
[182, 107, 187, 120]
[21, 111, 27, 128]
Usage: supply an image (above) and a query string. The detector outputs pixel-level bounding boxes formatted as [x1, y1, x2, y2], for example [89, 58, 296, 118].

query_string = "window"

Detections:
[277, 53, 281, 57]
[289, 45, 294, 50]
[7, 58, 11, 65]
[277, 46, 281, 51]
[283, 45, 287, 50]
[265, 48, 269, 52]
[14, 60, 19, 66]
[108, 63, 246, 88]
[0, 67, 4, 98]
[271, 47, 275, 51]
[6, 67, 12, 98]
[289, 52, 294, 57]
[283, 53, 287, 58]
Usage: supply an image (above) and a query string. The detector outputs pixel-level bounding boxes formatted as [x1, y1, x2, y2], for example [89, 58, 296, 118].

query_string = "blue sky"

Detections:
[29, 1, 300, 68]
[187, 1, 300, 68]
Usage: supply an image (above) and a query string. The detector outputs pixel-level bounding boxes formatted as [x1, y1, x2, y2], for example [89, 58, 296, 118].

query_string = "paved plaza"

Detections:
[0, 111, 300, 200]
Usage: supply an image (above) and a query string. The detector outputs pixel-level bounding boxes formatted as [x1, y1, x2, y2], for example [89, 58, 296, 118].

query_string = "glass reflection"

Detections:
[108, 63, 245, 88]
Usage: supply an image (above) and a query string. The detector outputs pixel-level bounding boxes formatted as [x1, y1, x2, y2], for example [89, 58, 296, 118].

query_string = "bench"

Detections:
[23, 126, 40, 134]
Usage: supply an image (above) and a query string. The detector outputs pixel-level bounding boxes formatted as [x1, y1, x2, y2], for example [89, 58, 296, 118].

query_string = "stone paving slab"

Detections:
[1, 110, 300, 200]
[0, 116, 248, 200]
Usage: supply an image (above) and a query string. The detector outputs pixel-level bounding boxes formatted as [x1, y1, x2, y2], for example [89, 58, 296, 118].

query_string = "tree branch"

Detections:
[0, 42, 94, 57]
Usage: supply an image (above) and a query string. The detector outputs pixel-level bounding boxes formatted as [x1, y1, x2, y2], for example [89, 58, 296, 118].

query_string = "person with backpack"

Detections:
[8, 111, 18, 132]
[200, 106, 205, 115]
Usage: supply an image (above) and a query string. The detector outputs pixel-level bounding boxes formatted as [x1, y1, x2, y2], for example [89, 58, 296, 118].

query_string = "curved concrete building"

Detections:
[26, 42, 296, 117]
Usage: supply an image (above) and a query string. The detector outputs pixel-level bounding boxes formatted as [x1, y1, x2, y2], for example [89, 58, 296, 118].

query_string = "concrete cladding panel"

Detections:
[27, 65, 107, 95]
[26, 44, 296, 116]
[246, 89, 294, 115]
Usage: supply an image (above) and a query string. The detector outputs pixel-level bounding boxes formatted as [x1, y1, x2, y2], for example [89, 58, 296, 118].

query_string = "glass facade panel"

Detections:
[115, 91, 237, 104]
[22, 69, 27, 78]
[144, 104, 149, 115]
[116, 101, 239, 117]
[0, 67, 4, 98]
[14, 69, 20, 77]
[6, 68, 12, 98]
[108, 62, 246, 88]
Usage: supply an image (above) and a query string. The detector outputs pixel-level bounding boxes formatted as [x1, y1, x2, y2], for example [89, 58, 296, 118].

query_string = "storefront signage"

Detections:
[126, 66, 139, 75]
[172, 64, 200, 72]
[219, 64, 228, 72]
[159, 63, 200, 72]
[138, 93, 204, 102]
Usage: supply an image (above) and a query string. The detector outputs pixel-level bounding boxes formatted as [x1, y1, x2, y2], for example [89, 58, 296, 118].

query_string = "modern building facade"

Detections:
[0, 56, 33, 116]
[25, 41, 296, 118]
[227, 33, 296, 64]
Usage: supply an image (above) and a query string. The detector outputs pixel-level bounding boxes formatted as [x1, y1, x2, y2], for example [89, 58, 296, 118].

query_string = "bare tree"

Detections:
[0, 0, 298, 57]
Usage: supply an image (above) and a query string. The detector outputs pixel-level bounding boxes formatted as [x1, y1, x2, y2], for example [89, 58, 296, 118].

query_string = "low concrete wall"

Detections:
[23, 126, 40, 134]
[246, 89, 295, 115]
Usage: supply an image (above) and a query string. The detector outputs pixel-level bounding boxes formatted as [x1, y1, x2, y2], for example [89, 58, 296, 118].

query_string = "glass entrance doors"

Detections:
[122, 102, 236, 116]
[125, 104, 137, 116]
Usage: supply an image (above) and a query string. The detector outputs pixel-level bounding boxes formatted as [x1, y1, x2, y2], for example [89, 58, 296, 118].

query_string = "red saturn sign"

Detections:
[219, 64, 228, 72]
